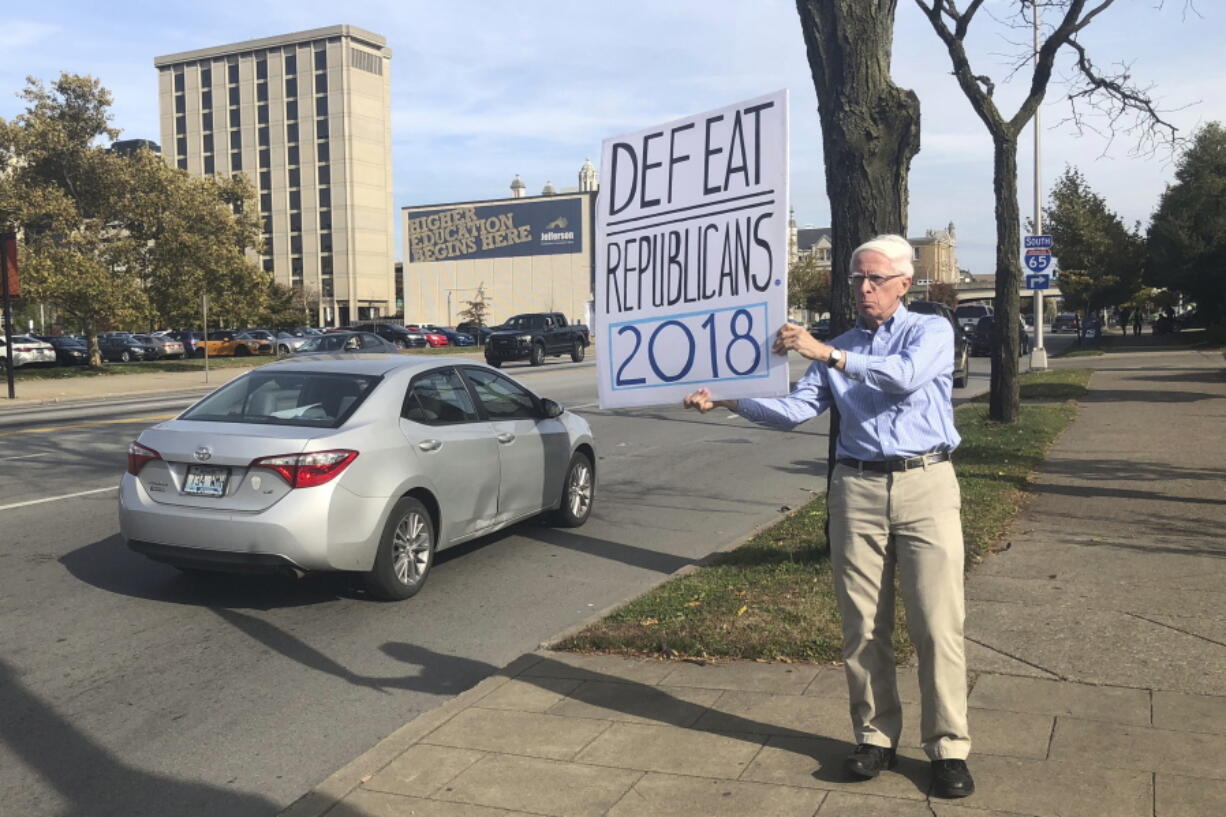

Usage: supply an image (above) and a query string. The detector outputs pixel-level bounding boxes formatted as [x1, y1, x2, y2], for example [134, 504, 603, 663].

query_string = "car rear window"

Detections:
[180, 371, 381, 427]
[955, 305, 990, 319]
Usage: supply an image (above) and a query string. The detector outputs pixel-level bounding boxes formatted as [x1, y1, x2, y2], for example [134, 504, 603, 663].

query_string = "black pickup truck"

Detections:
[484, 312, 590, 367]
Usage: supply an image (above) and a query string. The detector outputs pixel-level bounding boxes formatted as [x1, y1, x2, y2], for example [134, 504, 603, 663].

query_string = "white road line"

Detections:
[0, 453, 43, 461]
[0, 485, 118, 512]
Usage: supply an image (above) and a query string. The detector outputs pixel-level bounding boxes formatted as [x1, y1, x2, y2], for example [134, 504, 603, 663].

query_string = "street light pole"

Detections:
[1030, 2, 1049, 371]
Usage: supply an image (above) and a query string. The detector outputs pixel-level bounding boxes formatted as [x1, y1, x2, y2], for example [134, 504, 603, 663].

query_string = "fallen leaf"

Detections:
[686, 600, 702, 607]
[640, 617, 659, 626]
[736, 605, 748, 616]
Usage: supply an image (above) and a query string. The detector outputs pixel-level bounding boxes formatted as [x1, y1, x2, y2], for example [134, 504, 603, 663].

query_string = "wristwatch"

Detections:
[826, 348, 843, 368]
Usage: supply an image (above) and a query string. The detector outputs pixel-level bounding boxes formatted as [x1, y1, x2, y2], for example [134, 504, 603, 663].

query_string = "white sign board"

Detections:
[595, 90, 790, 410]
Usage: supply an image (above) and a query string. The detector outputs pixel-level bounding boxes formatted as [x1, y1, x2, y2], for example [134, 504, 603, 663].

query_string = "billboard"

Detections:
[595, 90, 790, 410]
[406, 197, 583, 263]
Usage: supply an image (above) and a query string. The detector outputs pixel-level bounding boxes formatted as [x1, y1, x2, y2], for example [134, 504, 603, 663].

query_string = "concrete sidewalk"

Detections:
[281, 338, 1226, 817]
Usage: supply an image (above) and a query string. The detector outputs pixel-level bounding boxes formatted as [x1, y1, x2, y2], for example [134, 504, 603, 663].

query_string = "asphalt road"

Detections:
[0, 345, 1051, 816]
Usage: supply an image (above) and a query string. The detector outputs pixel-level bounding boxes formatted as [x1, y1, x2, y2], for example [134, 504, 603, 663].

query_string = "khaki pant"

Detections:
[828, 460, 971, 760]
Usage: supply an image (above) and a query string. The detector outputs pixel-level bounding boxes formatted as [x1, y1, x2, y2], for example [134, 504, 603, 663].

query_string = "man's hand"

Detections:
[683, 387, 733, 413]
[772, 322, 830, 361]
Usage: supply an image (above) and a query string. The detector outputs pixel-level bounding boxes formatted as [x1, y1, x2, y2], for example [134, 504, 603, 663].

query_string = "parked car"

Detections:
[420, 326, 474, 346]
[1051, 313, 1079, 334]
[484, 312, 590, 367]
[200, 330, 262, 358]
[99, 335, 148, 363]
[455, 321, 493, 345]
[135, 333, 186, 360]
[35, 335, 90, 366]
[292, 331, 398, 355]
[347, 321, 427, 349]
[0, 335, 57, 370]
[168, 330, 205, 357]
[406, 325, 449, 348]
[807, 319, 832, 341]
[905, 300, 969, 389]
[273, 330, 315, 357]
[119, 356, 596, 600]
[954, 303, 994, 333]
[970, 316, 1031, 357]
[235, 331, 275, 355]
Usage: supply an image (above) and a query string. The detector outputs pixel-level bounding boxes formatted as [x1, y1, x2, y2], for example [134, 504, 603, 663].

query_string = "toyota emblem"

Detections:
[194, 446, 213, 462]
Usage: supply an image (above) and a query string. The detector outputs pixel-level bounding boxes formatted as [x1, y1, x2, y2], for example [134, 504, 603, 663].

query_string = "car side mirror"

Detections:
[540, 398, 565, 419]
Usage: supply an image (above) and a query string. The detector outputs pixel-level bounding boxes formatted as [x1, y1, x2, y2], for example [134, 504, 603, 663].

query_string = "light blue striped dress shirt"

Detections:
[733, 303, 960, 460]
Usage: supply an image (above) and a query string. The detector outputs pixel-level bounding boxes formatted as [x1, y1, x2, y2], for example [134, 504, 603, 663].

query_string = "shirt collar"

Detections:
[855, 302, 909, 334]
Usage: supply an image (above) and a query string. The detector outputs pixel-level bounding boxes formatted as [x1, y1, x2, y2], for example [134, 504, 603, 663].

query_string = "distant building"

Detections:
[401, 161, 597, 326]
[109, 139, 162, 157]
[910, 222, 959, 286]
[154, 25, 395, 326]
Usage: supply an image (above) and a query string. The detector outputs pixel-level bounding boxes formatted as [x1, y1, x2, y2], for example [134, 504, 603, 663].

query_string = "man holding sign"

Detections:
[684, 234, 974, 799]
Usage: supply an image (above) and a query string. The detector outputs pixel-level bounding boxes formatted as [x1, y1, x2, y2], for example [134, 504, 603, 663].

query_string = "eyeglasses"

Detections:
[848, 273, 907, 288]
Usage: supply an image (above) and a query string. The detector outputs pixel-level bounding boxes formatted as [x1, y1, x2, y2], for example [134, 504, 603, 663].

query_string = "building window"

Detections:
[318, 187, 330, 209]
[227, 61, 239, 84]
[232, 130, 243, 150]
[316, 142, 329, 163]
[175, 95, 185, 114]
[315, 96, 328, 117]
[262, 215, 272, 233]
[176, 135, 187, 155]
[290, 213, 302, 232]
[320, 232, 332, 253]
[228, 86, 240, 107]
[201, 89, 212, 110]
[292, 256, 303, 275]
[288, 167, 300, 188]
[257, 127, 269, 148]
[286, 100, 298, 122]
[257, 105, 269, 125]
[913, 247, 921, 260]
[291, 235, 302, 255]
[285, 76, 297, 98]
[256, 82, 268, 103]
[201, 111, 213, 131]
[321, 254, 333, 276]
[174, 71, 185, 93]
[263, 257, 274, 273]
[175, 114, 186, 135]
[316, 118, 327, 140]
[287, 145, 299, 167]
[319, 211, 331, 231]
[177, 156, 187, 170]
[203, 155, 215, 175]
[256, 58, 267, 81]
[286, 122, 298, 144]
[317, 164, 330, 185]
[201, 65, 211, 86]
[229, 107, 240, 127]
[350, 49, 383, 76]
[260, 192, 271, 212]
[322, 277, 333, 297]
[314, 71, 328, 94]
[284, 52, 297, 75]
[258, 148, 270, 169]
[202, 133, 214, 153]
[313, 47, 326, 71]
[259, 169, 271, 190]
[230, 150, 242, 171]
[289, 190, 301, 211]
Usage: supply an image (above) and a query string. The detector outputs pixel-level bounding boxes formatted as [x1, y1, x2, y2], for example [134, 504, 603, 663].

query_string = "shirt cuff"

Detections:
[842, 351, 867, 381]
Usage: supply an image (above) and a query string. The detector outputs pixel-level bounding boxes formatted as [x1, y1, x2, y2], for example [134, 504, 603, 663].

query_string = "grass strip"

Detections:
[555, 368, 1091, 663]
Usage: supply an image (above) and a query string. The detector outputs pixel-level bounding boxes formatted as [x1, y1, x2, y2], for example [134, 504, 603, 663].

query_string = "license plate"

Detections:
[184, 465, 230, 497]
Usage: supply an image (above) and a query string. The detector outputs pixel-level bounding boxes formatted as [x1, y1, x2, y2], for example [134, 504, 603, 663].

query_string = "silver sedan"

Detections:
[119, 355, 597, 600]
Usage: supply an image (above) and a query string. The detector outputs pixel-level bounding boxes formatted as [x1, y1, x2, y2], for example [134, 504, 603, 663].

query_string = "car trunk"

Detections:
[135, 420, 334, 512]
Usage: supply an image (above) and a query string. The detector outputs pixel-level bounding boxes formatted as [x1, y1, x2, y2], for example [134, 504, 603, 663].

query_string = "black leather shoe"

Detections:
[845, 744, 897, 779]
[931, 759, 975, 798]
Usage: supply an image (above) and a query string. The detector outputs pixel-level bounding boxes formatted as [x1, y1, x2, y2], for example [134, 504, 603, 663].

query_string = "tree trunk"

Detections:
[795, 0, 922, 507]
[989, 134, 1021, 423]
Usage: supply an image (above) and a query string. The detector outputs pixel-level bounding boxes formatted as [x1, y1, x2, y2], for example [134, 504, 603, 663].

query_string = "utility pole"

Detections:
[1030, 1, 1049, 371]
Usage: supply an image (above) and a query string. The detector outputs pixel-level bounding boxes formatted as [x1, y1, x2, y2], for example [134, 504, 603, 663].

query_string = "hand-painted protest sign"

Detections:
[595, 90, 790, 409]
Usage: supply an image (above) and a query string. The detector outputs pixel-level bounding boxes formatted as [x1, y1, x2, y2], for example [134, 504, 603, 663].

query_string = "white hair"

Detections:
[850, 234, 915, 279]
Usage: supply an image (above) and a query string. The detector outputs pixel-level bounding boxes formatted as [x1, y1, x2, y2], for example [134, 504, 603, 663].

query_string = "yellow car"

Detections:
[201, 330, 262, 357]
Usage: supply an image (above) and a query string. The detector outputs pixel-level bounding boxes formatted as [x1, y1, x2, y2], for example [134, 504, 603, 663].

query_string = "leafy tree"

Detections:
[927, 281, 959, 309]
[457, 282, 491, 327]
[1044, 167, 1143, 314]
[1147, 122, 1226, 324]
[788, 252, 831, 316]
[914, 0, 1177, 422]
[259, 282, 317, 328]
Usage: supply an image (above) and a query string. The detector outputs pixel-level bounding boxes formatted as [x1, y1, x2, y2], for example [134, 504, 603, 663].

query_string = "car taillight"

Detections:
[127, 441, 162, 475]
[249, 449, 358, 488]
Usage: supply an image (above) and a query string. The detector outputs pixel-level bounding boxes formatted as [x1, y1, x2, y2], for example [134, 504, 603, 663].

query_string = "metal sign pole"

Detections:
[1030, 4, 1048, 370]
[202, 293, 210, 384]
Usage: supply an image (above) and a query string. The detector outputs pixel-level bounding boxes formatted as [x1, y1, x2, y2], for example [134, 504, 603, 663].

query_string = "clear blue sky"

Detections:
[3, 0, 1222, 275]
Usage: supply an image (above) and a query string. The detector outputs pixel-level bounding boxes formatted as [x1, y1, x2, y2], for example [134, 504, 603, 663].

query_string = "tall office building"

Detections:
[155, 25, 395, 326]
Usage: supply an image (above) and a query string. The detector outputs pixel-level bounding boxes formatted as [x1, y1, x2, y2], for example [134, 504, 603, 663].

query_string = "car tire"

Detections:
[119, 350, 131, 363]
[364, 496, 435, 601]
[485, 355, 502, 369]
[194, 348, 206, 359]
[570, 340, 585, 363]
[277, 344, 290, 357]
[235, 346, 250, 357]
[552, 451, 595, 528]
[529, 342, 545, 366]
[395, 339, 408, 350]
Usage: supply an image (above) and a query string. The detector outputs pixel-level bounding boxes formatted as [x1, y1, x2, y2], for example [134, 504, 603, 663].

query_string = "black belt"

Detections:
[837, 451, 951, 473]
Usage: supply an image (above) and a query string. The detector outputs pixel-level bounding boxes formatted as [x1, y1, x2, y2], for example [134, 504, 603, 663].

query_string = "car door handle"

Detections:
[497, 432, 515, 444]
[418, 439, 442, 452]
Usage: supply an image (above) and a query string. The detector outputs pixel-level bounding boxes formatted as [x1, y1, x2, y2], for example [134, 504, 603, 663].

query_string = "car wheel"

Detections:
[485, 354, 502, 368]
[119, 350, 131, 363]
[529, 342, 545, 366]
[235, 346, 250, 357]
[570, 340, 585, 363]
[552, 452, 595, 528]
[195, 348, 206, 359]
[395, 339, 408, 350]
[364, 496, 435, 601]
[277, 344, 290, 357]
